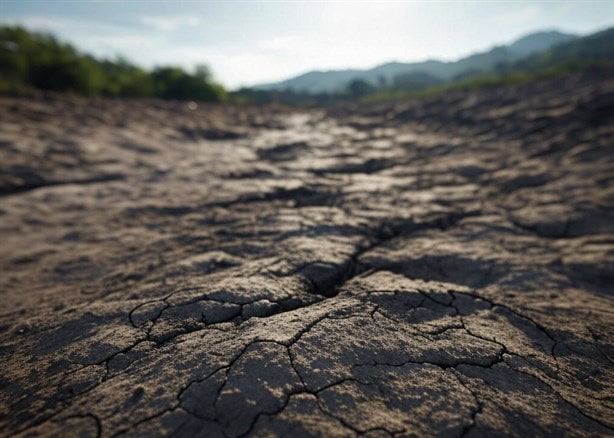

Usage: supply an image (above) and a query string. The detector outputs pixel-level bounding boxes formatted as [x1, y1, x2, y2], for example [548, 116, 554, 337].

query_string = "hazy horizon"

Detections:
[1, 0, 612, 89]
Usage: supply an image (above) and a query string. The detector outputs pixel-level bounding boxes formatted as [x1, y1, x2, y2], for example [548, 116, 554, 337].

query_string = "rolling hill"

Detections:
[255, 30, 578, 94]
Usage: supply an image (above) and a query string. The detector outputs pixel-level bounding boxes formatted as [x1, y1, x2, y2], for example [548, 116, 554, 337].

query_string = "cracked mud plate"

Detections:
[0, 70, 613, 437]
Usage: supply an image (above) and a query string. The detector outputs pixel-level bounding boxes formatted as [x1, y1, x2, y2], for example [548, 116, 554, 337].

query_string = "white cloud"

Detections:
[139, 16, 201, 32]
[492, 4, 543, 27]
[257, 35, 311, 52]
[9, 15, 125, 34]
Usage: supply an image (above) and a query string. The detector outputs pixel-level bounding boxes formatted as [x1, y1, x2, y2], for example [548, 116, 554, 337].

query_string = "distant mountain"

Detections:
[264, 69, 363, 95]
[514, 27, 614, 69]
[507, 30, 577, 56]
[255, 30, 578, 94]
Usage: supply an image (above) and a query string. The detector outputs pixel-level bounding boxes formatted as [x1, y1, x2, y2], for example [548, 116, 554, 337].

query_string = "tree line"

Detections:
[0, 25, 227, 101]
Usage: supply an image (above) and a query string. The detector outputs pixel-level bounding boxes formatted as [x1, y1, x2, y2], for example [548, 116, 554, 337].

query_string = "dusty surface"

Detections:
[0, 70, 613, 437]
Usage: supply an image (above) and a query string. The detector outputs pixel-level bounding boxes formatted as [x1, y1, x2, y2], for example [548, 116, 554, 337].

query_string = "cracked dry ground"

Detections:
[1, 70, 613, 437]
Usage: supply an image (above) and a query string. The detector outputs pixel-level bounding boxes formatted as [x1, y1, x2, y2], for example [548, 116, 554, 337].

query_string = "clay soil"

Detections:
[0, 69, 613, 437]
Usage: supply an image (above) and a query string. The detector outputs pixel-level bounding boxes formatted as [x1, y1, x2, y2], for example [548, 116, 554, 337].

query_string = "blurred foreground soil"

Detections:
[0, 69, 613, 436]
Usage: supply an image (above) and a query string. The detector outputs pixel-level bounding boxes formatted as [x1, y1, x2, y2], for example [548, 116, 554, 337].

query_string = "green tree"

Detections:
[0, 25, 227, 101]
[347, 79, 376, 99]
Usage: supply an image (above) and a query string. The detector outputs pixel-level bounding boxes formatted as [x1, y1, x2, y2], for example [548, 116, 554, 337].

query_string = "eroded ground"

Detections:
[0, 70, 613, 437]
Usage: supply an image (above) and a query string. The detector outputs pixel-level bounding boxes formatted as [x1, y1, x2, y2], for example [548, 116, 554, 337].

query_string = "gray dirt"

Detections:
[0, 69, 613, 437]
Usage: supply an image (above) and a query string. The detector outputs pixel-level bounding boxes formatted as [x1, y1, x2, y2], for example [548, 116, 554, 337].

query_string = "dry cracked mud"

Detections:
[0, 69, 613, 437]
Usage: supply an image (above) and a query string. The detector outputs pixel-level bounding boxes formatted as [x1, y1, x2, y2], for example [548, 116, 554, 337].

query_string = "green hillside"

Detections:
[0, 26, 227, 101]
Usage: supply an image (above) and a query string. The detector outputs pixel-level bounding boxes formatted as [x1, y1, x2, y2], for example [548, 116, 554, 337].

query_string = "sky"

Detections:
[1, 1, 612, 89]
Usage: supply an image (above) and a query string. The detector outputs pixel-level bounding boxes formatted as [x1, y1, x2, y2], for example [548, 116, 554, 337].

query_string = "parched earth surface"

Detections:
[0, 70, 613, 437]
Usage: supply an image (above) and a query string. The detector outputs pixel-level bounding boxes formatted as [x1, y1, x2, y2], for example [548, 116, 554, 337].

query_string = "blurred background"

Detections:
[0, 0, 612, 104]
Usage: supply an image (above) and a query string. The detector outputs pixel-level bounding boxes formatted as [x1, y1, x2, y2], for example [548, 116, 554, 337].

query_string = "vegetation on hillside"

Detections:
[0, 26, 227, 101]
